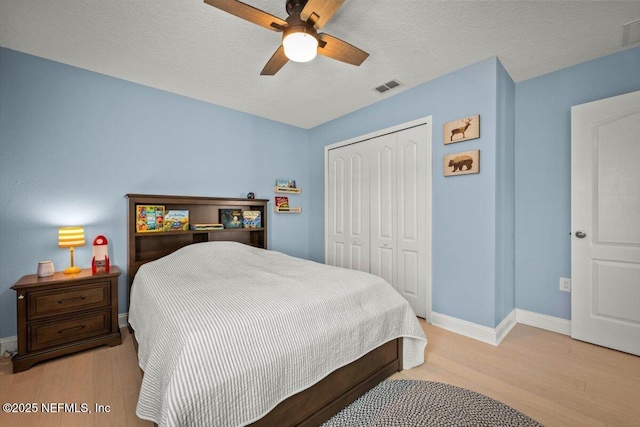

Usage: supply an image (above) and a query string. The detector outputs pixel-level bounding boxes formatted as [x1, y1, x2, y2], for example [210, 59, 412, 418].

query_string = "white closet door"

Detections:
[396, 125, 428, 317]
[327, 144, 370, 271]
[327, 149, 347, 267]
[326, 120, 430, 319]
[347, 145, 370, 272]
[370, 133, 397, 288]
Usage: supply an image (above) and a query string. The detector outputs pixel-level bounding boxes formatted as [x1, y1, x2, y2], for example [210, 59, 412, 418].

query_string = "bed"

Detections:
[126, 195, 427, 427]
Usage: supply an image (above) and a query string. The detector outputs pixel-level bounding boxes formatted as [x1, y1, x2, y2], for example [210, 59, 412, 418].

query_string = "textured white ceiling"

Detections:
[1, 1, 639, 129]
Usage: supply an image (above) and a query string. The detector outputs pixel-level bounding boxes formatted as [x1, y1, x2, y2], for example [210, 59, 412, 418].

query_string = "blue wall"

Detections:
[2, 44, 639, 340]
[0, 47, 310, 339]
[309, 57, 503, 327]
[494, 60, 516, 325]
[515, 46, 640, 320]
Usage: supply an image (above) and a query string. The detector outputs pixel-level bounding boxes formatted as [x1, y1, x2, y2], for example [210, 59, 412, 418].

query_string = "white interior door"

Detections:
[571, 90, 640, 355]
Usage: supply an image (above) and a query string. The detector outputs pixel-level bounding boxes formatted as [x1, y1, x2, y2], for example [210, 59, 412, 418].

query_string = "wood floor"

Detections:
[392, 321, 640, 427]
[0, 320, 638, 426]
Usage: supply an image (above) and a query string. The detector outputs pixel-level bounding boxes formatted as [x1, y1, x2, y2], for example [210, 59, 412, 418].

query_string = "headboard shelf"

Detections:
[133, 227, 265, 237]
[126, 194, 269, 293]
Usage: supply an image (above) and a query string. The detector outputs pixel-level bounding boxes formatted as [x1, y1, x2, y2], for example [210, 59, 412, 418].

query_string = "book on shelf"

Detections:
[275, 179, 296, 189]
[220, 209, 243, 229]
[136, 205, 165, 232]
[190, 223, 224, 231]
[163, 210, 189, 231]
[242, 211, 262, 228]
[275, 196, 289, 208]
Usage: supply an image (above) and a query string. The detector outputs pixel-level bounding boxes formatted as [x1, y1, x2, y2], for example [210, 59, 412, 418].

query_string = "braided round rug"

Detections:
[321, 380, 543, 427]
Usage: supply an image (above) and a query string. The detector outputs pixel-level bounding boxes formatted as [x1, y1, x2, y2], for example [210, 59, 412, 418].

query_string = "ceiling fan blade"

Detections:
[300, 0, 344, 29]
[261, 45, 289, 75]
[317, 33, 369, 66]
[204, 0, 287, 32]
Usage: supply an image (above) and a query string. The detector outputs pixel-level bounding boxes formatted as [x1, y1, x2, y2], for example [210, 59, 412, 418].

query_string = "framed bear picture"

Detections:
[444, 150, 480, 177]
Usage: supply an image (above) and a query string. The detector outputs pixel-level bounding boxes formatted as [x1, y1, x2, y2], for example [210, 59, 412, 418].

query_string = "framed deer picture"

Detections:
[444, 150, 480, 177]
[443, 115, 480, 144]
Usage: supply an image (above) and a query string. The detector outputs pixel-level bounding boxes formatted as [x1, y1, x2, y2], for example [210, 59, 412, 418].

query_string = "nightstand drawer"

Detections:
[28, 282, 110, 320]
[29, 310, 111, 352]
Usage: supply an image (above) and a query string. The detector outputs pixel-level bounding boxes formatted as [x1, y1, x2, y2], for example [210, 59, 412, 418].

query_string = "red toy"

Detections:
[92, 235, 110, 274]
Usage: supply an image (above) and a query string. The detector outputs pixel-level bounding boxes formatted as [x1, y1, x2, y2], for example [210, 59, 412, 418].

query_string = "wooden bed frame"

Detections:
[126, 194, 404, 426]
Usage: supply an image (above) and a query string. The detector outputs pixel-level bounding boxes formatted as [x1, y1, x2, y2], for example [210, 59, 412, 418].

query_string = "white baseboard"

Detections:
[431, 309, 517, 346]
[495, 309, 518, 345]
[0, 312, 130, 354]
[118, 312, 129, 329]
[515, 308, 571, 335]
[431, 308, 571, 345]
[0, 335, 17, 354]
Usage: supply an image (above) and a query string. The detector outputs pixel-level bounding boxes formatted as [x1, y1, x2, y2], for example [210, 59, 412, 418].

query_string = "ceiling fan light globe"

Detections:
[283, 32, 318, 63]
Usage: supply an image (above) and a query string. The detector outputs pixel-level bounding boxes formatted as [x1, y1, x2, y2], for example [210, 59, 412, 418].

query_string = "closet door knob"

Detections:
[383, 242, 388, 246]
[575, 231, 587, 239]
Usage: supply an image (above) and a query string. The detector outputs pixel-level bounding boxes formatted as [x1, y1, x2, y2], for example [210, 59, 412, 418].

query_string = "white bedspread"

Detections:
[128, 241, 427, 427]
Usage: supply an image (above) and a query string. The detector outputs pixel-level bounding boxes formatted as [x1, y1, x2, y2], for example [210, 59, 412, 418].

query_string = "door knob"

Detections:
[575, 231, 587, 239]
[383, 242, 388, 246]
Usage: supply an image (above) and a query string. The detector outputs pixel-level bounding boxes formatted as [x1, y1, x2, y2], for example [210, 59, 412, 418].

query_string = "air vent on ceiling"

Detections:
[374, 79, 402, 94]
[622, 19, 640, 47]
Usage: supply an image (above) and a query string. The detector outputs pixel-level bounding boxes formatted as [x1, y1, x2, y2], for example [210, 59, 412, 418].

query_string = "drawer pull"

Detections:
[59, 325, 86, 334]
[58, 296, 86, 304]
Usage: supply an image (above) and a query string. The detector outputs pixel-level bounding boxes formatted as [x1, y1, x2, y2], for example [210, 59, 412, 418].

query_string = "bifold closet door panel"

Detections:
[395, 126, 428, 318]
[327, 149, 347, 268]
[369, 133, 397, 289]
[347, 145, 370, 272]
[327, 144, 370, 272]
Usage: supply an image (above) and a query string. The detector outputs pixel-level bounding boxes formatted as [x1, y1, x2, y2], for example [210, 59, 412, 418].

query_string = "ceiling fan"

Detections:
[203, 0, 369, 75]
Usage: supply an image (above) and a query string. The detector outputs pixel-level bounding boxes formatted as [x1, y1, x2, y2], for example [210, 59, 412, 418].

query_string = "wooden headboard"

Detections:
[125, 194, 268, 290]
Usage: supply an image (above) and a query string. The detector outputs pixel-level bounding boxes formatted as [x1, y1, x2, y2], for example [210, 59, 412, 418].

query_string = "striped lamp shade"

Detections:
[58, 226, 85, 248]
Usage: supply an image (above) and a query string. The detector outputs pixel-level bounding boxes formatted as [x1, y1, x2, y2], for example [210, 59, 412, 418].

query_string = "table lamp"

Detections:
[59, 226, 85, 274]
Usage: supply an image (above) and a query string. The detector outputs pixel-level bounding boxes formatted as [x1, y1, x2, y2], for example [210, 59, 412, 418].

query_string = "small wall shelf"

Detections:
[274, 206, 302, 214]
[274, 187, 302, 194]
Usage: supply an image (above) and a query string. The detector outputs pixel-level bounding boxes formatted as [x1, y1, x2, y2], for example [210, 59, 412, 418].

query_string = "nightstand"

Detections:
[11, 267, 122, 373]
